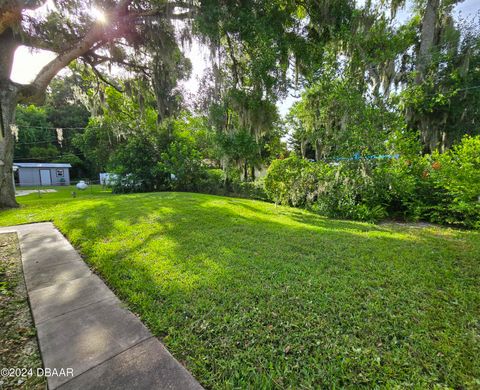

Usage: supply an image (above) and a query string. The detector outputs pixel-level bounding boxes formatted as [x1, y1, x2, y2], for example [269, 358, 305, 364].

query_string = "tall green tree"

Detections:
[289, 76, 403, 160]
[46, 73, 91, 130]
[13, 73, 92, 178]
[13, 105, 54, 159]
[289, 0, 479, 156]
[195, 0, 353, 181]
[400, 10, 480, 151]
[0, 0, 199, 208]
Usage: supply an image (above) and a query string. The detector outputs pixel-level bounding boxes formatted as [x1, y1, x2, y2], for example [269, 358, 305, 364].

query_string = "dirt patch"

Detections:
[379, 220, 439, 229]
[0, 233, 46, 389]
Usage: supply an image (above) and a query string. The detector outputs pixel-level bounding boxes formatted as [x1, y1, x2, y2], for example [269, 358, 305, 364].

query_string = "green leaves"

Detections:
[289, 76, 399, 160]
[266, 134, 480, 228]
[426, 135, 480, 228]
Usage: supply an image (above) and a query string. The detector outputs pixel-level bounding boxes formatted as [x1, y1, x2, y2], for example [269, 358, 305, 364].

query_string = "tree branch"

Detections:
[17, 31, 59, 51]
[85, 52, 149, 72]
[86, 61, 124, 92]
[0, 2, 21, 35]
[128, 2, 199, 19]
[18, 24, 104, 102]
[18, 0, 134, 103]
[226, 32, 240, 87]
[14, 0, 197, 103]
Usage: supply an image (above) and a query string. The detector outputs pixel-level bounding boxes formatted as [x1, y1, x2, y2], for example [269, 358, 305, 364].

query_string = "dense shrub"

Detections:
[231, 179, 268, 200]
[425, 136, 480, 228]
[265, 155, 389, 222]
[110, 119, 209, 194]
[110, 132, 166, 193]
[264, 156, 319, 207]
[373, 156, 431, 220]
[111, 173, 146, 193]
[313, 160, 389, 222]
[264, 136, 480, 228]
[159, 138, 206, 192]
[197, 169, 225, 194]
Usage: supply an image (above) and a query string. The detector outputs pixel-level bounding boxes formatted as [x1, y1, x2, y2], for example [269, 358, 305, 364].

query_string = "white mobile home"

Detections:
[14, 163, 72, 186]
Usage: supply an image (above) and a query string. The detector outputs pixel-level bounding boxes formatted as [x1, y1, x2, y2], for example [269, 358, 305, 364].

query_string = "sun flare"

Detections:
[91, 7, 107, 24]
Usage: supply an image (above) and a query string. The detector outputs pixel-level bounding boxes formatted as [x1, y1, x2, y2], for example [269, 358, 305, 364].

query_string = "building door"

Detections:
[39, 169, 52, 186]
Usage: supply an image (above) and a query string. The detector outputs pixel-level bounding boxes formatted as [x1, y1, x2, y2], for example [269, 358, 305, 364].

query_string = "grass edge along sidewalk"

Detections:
[0, 223, 204, 390]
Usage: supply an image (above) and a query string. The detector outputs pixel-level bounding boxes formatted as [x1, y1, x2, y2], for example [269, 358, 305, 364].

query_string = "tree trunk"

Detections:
[0, 82, 18, 208]
[250, 165, 255, 181]
[0, 27, 19, 208]
[420, 117, 440, 153]
[315, 140, 322, 161]
[416, 0, 439, 84]
[300, 139, 308, 158]
[414, 0, 440, 153]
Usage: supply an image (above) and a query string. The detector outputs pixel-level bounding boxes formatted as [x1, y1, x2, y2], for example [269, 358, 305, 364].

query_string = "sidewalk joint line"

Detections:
[55, 336, 155, 389]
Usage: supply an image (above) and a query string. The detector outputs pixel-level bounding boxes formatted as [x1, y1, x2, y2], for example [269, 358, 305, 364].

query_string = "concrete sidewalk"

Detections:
[0, 223, 203, 390]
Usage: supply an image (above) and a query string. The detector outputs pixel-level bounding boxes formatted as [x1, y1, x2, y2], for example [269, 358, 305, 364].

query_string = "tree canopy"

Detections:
[1, 0, 479, 208]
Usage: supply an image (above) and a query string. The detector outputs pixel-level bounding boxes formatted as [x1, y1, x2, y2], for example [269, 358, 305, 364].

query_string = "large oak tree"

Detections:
[0, 0, 197, 208]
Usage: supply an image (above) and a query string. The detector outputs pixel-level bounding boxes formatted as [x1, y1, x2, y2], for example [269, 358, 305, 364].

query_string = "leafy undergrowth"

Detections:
[1, 186, 479, 388]
[0, 234, 46, 389]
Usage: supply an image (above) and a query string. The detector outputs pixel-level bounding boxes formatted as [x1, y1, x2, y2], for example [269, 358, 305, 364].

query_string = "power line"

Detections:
[14, 152, 86, 160]
[15, 139, 73, 146]
[13, 125, 91, 130]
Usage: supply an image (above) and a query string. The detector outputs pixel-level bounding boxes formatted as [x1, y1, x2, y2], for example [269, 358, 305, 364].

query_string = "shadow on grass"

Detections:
[17, 191, 480, 388]
[53, 191, 477, 297]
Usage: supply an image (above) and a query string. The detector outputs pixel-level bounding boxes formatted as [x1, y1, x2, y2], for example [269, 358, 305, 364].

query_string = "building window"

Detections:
[56, 169, 64, 177]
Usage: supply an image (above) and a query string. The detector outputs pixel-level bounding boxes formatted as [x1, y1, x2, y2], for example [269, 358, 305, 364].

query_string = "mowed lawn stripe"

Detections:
[1, 187, 479, 388]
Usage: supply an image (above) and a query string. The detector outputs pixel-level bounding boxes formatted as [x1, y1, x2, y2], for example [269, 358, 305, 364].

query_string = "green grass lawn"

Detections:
[1, 186, 479, 388]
